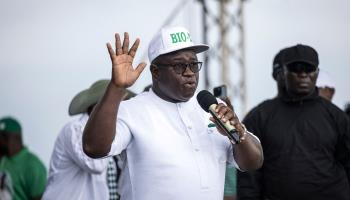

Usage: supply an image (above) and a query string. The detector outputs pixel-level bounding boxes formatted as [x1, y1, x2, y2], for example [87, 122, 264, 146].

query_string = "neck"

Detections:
[280, 87, 317, 102]
[151, 85, 180, 103]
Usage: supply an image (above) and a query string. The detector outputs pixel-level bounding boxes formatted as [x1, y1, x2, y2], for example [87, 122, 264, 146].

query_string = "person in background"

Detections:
[345, 103, 350, 118]
[0, 117, 47, 200]
[42, 80, 135, 200]
[272, 48, 287, 97]
[316, 69, 336, 101]
[82, 26, 263, 200]
[223, 164, 237, 200]
[213, 85, 237, 200]
[0, 171, 13, 200]
[237, 48, 286, 200]
[238, 44, 350, 200]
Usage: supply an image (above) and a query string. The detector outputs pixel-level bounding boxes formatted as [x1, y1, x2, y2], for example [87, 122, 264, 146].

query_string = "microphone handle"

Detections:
[209, 109, 240, 143]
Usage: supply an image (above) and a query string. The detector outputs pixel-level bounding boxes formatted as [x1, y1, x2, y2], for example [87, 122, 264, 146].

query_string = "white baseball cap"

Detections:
[148, 26, 209, 63]
[316, 69, 336, 89]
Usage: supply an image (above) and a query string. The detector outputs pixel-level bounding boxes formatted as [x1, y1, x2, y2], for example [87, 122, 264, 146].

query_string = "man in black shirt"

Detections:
[238, 44, 350, 200]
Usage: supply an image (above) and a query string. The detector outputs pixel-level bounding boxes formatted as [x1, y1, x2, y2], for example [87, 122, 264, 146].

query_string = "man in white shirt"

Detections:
[83, 26, 263, 200]
[42, 80, 110, 200]
[43, 80, 135, 200]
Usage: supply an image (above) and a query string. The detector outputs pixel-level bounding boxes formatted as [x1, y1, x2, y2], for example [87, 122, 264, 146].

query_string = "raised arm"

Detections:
[83, 32, 146, 158]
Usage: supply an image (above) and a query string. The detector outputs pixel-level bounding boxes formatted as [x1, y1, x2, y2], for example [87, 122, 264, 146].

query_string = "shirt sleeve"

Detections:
[108, 104, 133, 156]
[64, 121, 109, 174]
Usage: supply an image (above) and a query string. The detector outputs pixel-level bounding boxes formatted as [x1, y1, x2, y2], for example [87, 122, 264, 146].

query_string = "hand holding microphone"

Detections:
[197, 90, 246, 144]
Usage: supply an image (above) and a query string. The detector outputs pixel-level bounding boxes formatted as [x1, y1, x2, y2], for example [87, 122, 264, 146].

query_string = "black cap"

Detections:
[281, 44, 319, 67]
[272, 49, 284, 79]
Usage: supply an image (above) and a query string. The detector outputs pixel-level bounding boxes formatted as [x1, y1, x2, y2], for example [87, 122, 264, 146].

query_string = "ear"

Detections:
[150, 64, 160, 81]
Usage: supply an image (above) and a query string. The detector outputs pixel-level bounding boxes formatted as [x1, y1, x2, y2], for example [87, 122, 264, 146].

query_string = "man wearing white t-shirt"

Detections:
[83, 26, 263, 200]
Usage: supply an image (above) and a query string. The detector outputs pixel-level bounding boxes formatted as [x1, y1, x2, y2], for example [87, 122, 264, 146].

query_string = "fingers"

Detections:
[135, 62, 147, 76]
[106, 43, 115, 60]
[215, 103, 236, 123]
[129, 38, 140, 58]
[114, 32, 139, 57]
[220, 97, 234, 110]
[115, 33, 123, 55]
[210, 117, 228, 136]
[122, 32, 130, 54]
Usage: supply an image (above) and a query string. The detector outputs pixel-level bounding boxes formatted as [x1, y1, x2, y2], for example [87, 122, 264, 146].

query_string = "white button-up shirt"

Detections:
[108, 90, 240, 200]
[43, 114, 109, 200]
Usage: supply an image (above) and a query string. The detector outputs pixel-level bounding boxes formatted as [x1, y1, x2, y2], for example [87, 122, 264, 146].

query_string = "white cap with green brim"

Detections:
[148, 26, 209, 63]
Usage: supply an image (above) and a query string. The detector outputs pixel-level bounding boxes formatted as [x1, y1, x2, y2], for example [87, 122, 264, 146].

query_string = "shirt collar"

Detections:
[279, 87, 319, 103]
[148, 88, 193, 107]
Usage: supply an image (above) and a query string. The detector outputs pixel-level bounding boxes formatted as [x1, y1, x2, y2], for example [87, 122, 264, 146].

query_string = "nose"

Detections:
[297, 71, 308, 78]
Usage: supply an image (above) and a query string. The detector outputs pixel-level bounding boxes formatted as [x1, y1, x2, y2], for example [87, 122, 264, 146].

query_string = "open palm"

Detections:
[107, 32, 146, 88]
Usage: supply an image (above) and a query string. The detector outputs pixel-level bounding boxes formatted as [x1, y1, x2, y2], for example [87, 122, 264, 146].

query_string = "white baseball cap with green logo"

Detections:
[148, 26, 209, 63]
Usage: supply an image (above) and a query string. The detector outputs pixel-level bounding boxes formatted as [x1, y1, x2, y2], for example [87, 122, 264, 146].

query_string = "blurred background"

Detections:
[1, 0, 349, 166]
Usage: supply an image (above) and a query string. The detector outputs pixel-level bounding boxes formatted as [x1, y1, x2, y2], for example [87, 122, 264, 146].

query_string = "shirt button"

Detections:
[195, 148, 200, 152]
[187, 126, 192, 130]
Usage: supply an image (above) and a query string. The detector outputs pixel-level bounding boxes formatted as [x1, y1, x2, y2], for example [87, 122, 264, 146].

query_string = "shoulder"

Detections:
[23, 150, 46, 170]
[244, 98, 278, 119]
[119, 91, 150, 110]
[317, 97, 343, 112]
[59, 115, 88, 137]
[316, 97, 349, 122]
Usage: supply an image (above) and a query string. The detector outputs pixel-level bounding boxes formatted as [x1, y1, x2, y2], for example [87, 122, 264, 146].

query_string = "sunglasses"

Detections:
[286, 62, 318, 73]
[153, 61, 203, 74]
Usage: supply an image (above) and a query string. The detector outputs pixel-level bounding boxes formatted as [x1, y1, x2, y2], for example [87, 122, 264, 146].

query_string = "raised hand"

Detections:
[106, 32, 147, 88]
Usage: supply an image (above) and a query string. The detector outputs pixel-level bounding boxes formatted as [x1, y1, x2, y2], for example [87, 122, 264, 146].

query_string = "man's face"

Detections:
[284, 62, 318, 97]
[152, 50, 200, 102]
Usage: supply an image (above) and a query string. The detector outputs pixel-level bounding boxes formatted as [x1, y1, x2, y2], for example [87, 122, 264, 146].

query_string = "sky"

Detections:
[1, 0, 349, 166]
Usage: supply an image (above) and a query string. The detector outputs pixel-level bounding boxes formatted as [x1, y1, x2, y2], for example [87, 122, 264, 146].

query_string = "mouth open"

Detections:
[184, 81, 196, 88]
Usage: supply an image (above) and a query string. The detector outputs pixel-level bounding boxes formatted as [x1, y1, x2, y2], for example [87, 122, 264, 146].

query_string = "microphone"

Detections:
[197, 90, 240, 143]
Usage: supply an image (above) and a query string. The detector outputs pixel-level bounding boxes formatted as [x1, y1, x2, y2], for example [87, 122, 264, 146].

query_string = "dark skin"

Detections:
[0, 133, 7, 157]
[151, 50, 199, 102]
[0, 132, 22, 157]
[284, 63, 319, 98]
[83, 32, 146, 158]
[83, 32, 263, 171]
[0, 132, 41, 200]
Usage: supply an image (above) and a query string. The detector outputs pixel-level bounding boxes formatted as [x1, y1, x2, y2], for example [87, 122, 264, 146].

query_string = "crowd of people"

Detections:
[1, 26, 349, 200]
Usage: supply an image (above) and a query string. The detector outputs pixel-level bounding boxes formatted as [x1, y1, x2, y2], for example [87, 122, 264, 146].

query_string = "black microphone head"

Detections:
[197, 90, 218, 112]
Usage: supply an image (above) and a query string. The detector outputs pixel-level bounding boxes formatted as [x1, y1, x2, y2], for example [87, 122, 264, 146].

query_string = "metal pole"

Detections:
[238, 0, 247, 114]
[199, 0, 210, 90]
